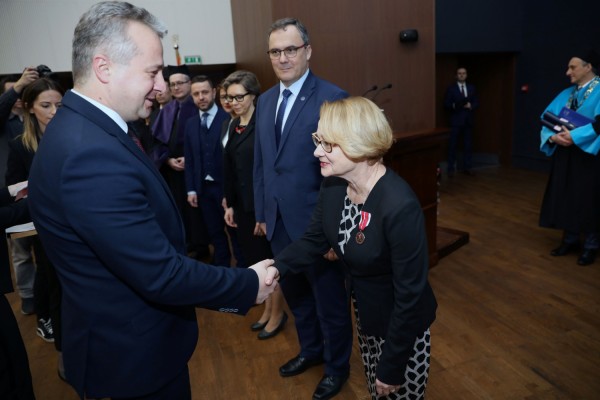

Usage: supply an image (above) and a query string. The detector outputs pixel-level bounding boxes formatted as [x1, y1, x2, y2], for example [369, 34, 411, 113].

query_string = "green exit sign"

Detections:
[184, 55, 202, 64]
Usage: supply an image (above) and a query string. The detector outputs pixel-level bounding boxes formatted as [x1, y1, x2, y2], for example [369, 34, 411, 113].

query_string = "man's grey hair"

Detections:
[72, 1, 167, 84]
[268, 18, 310, 45]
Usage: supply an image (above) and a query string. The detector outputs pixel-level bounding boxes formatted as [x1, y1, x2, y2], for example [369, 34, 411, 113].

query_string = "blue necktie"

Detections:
[201, 112, 208, 131]
[275, 89, 292, 147]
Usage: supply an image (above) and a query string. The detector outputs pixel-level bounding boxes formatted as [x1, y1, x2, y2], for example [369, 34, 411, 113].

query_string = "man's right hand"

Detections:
[249, 259, 279, 304]
[13, 67, 39, 94]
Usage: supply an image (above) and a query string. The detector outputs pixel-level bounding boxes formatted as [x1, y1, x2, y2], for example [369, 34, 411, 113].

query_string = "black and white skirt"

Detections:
[353, 297, 431, 400]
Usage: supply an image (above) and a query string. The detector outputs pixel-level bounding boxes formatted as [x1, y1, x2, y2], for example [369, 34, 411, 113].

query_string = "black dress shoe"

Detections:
[257, 312, 288, 340]
[279, 354, 323, 377]
[577, 249, 597, 266]
[312, 373, 349, 400]
[550, 242, 580, 256]
[250, 320, 267, 331]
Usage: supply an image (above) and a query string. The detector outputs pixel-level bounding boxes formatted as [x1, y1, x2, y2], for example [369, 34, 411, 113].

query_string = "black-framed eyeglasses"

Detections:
[225, 93, 250, 103]
[220, 95, 230, 103]
[169, 79, 190, 89]
[267, 44, 308, 60]
[311, 133, 333, 153]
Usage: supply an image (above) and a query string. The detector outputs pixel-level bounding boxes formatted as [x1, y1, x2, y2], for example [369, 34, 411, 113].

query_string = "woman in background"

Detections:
[6, 77, 66, 379]
[274, 97, 437, 399]
[222, 70, 287, 339]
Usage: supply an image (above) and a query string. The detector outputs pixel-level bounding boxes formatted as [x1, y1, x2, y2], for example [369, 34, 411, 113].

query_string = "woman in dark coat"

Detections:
[274, 97, 437, 399]
[222, 70, 287, 340]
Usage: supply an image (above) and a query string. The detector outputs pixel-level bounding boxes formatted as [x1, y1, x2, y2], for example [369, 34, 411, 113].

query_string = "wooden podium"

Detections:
[384, 128, 468, 267]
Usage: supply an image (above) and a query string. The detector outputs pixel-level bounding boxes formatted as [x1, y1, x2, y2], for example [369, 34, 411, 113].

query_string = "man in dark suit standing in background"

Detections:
[184, 75, 234, 266]
[253, 18, 353, 400]
[151, 64, 210, 260]
[444, 67, 479, 176]
[27, 2, 277, 399]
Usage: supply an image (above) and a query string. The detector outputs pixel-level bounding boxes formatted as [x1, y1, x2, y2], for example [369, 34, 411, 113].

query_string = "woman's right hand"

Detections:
[224, 207, 237, 227]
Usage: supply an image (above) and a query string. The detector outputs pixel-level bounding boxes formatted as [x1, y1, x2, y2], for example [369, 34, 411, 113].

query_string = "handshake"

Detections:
[249, 260, 280, 304]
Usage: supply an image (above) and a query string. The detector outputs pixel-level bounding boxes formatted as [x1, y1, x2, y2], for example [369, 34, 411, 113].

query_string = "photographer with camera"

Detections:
[444, 67, 479, 177]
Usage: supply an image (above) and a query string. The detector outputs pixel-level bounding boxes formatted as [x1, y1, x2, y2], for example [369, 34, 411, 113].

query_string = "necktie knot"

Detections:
[282, 89, 292, 99]
[127, 129, 145, 153]
[201, 112, 208, 130]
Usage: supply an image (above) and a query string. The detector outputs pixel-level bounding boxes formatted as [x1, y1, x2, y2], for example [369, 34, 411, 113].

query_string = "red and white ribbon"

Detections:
[358, 211, 371, 231]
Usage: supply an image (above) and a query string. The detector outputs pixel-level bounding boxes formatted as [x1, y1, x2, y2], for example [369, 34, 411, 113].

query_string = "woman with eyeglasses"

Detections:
[272, 97, 437, 399]
[222, 70, 288, 340]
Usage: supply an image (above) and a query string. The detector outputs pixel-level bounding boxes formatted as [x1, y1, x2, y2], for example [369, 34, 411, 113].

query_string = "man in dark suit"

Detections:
[184, 75, 232, 266]
[27, 2, 277, 399]
[151, 64, 210, 259]
[444, 67, 479, 176]
[253, 18, 353, 400]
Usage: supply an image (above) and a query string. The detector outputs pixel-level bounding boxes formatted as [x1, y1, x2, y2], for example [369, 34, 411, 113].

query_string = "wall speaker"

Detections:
[399, 29, 419, 43]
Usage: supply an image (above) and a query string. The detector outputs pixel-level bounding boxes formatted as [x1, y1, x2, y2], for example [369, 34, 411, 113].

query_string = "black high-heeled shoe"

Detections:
[257, 312, 288, 340]
[250, 320, 268, 332]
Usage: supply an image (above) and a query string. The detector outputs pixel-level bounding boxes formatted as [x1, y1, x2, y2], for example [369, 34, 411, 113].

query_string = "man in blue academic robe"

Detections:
[539, 49, 600, 266]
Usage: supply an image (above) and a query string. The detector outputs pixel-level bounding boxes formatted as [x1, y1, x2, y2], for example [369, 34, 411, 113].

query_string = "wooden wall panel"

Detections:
[231, 0, 436, 133]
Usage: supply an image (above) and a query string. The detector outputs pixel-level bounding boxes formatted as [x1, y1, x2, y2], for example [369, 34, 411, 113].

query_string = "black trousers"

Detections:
[0, 295, 35, 400]
[32, 237, 62, 351]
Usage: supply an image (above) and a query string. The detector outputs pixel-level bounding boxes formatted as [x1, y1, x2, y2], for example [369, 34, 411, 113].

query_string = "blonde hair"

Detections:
[318, 97, 393, 163]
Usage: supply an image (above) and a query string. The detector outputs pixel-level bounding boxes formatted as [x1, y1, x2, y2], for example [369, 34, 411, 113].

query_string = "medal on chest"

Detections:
[355, 210, 371, 244]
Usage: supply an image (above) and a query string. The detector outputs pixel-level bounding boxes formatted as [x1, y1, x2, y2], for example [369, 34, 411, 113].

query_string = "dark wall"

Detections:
[512, 0, 600, 171]
[437, 0, 600, 171]
[436, 0, 523, 54]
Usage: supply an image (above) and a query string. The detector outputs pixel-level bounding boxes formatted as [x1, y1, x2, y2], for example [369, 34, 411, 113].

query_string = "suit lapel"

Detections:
[233, 117, 255, 149]
[278, 73, 316, 151]
[262, 91, 279, 153]
[63, 91, 176, 209]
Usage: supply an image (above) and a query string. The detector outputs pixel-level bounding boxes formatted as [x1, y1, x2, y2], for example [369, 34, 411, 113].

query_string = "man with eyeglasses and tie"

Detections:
[444, 67, 479, 177]
[152, 64, 210, 260]
[253, 17, 353, 400]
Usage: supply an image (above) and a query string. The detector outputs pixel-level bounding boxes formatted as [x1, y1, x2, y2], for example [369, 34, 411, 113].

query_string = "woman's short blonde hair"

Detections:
[318, 97, 393, 163]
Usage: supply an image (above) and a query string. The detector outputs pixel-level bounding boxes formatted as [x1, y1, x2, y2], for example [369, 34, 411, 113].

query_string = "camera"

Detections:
[36, 64, 52, 78]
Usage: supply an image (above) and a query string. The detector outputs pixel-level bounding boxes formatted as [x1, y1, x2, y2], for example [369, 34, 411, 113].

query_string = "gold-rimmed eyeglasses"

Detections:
[267, 44, 308, 60]
[311, 133, 333, 153]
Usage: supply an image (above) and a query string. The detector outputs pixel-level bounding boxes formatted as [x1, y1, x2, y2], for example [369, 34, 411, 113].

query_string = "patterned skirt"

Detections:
[353, 297, 431, 400]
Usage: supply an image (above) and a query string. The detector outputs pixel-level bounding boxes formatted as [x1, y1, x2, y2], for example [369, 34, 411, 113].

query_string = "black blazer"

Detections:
[276, 168, 437, 384]
[223, 114, 257, 213]
[5, 136, 36, 185]
[444, 82, 479, 127]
